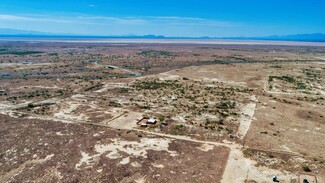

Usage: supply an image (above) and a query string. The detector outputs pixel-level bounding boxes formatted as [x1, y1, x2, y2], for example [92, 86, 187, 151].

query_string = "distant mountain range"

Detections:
[0, 28, 57, 36]
[224, 33, 325, 42]
[0, 28, 325, 42]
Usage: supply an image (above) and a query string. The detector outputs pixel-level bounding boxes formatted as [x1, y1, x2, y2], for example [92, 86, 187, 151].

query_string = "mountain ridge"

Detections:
[0, 29, 324, 42]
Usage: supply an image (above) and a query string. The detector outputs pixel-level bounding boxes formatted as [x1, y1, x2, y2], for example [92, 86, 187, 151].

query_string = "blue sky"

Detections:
[0, 0, 324, 37]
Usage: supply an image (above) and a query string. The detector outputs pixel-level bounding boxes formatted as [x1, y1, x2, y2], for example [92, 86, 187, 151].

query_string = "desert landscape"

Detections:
[0, 40, 324, 183]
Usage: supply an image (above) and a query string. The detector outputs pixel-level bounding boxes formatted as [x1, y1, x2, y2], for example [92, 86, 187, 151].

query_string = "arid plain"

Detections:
[0, 40, 324, 183]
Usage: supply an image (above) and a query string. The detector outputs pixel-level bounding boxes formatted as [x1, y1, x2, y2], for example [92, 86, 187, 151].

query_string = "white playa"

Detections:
[2, 38, 325, 46]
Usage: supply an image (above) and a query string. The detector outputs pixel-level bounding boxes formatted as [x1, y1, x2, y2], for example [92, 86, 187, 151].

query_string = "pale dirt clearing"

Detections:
[119, 157, 130, 165]
[151, 163, 165, 168]
[221, 144, 296, 183]
[16, 85, 61, 90]
[95, 82, 128, 93]
[0, 98, 59, 111]
[53, 101, 89, 121]
[135, 176, 146, 183]
[158, 72, 181, 80]
[237, 95, 258, 139]
[197, 144, 215, 152]
[96, 138, 178, 158]
[75, 152, 95, 170]
[0, 102, 14, 110]
[314, 62, 325, 64]
[105, 111, 142, 129]
[315, 57, 325, 61]
[75, 137, 177, 170]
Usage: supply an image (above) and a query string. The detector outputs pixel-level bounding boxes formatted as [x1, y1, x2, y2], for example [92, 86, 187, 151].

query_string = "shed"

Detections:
[147, 118, 157, 124]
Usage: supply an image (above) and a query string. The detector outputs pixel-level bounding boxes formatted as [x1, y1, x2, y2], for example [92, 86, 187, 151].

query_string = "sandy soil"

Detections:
[237, 95, 258, 139]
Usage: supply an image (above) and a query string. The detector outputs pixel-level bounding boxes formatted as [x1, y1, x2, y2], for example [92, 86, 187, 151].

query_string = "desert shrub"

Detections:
[297, 82, 307, 90]
[226, 128, 233, 134]
[216, 101, 236, 109]
[269, 75, 295, 83]
[175, 124, 184, 130]
[215, 120, 224, 125]
[0, 50, 43, 55]
[158, 116, 165, 122]
[138, 50, 172, 57]
[302, 166, 312, 172]
[119, 88, 129, 93]
[108, 101, 122, 107]
[27, 103, 35, 108]
[269, 65, 282, 68]
[49, 53, 59, 56]
[133, 80, 178, 90]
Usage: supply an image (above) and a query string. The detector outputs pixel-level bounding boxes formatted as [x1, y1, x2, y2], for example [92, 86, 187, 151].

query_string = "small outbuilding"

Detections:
[147, 118, 157, 124]
[136, 117, 157, 127]
[21, 61, 33, 65]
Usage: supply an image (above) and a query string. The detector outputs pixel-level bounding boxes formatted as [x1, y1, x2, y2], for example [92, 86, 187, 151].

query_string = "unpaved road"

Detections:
[237, 95, 258, 140]
[315, 57, 325, 61]
[106, 65, 141, 76]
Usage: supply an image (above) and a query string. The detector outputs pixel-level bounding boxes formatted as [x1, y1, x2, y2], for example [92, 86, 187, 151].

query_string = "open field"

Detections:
[0, 41, 325, 182]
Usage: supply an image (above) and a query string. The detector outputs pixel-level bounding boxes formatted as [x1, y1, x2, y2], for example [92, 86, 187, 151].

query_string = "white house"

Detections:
[147, 118, 157, 124]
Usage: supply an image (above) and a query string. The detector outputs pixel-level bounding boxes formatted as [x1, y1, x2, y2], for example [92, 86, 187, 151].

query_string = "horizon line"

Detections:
[0, 33, 325, 43]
